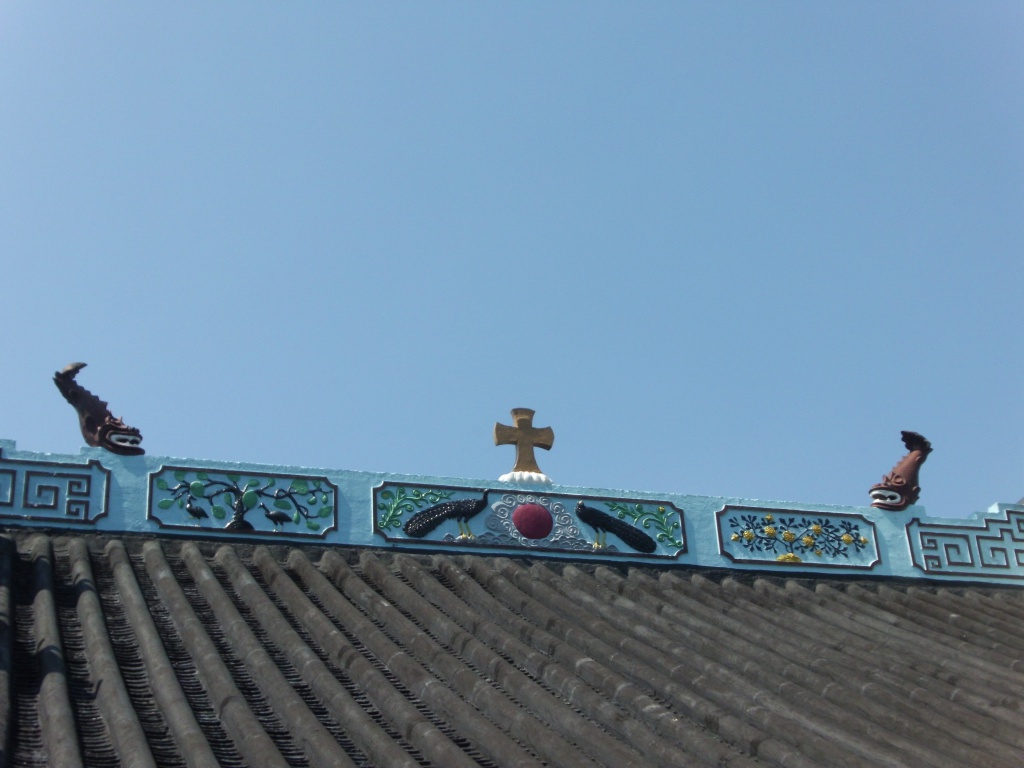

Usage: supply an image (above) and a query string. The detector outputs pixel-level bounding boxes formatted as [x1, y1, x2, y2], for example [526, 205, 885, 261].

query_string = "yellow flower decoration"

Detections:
[811, 524, 822, 535]
[776, 553, 801, 563]
[743, 529, 755, 540]
[801, 535, 815, 547]
[731, 533, 740, 541]
[841, 533, 854, 545]
[763, 526, 777, 538]
[764, 514, 774, 522]
[859, 536, 869, 545]
[814, 549, 823, 557]
[781, 530, 796, 543]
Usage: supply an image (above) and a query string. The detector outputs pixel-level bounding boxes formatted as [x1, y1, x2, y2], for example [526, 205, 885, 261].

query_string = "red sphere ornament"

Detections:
[511, 503, 554, 539]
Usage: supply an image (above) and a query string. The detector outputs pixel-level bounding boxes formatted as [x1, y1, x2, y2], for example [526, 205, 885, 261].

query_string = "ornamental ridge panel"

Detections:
[717, 504, 880, 569]
[148, 465, 338, 537]
[0, 449, 110, 524]
[373, 481, 686, 559]
[5, 439, 1024, 586]
[907, 505, 1024, 579]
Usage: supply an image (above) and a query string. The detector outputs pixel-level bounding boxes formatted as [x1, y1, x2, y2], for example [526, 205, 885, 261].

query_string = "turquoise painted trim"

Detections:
[0, 438, 1021, 586]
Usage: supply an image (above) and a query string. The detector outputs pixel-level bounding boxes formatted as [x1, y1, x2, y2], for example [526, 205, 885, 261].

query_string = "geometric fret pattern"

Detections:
[908, 505, 1024, 579]
[0, 449, 109, 523]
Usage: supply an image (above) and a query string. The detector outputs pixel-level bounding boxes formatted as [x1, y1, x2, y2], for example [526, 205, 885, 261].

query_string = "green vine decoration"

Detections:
[156, 470, 334, 532]
[605, 502, 684, 548]
[377, 486, 454, 530]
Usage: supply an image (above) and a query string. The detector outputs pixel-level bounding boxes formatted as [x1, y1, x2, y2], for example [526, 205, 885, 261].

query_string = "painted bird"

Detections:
[264, 509, 292, 530]
[403, 494, 489, 540]
[185, 500, 208, 523]
[575, 501, 657, 554]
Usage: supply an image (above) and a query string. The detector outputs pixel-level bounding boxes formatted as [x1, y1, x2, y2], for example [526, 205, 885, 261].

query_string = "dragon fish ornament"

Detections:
[869, 431, 931, 511]
[53, 362, 144, 455]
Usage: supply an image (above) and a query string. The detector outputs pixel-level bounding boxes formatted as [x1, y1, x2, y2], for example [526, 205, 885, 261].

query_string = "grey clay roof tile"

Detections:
[2, 532, 1023, 767]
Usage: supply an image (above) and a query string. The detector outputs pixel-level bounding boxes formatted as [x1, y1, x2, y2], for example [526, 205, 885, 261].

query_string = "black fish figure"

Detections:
[575, 501, 657, 554]
[53, 362, 144, 455]
[403, 494, 489, 540]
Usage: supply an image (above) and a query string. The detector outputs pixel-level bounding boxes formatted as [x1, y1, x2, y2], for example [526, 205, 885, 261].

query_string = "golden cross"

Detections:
[494, 408, 554, 475]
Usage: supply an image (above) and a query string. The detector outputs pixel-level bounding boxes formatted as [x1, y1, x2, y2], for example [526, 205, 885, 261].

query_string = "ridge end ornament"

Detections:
[494, 408, 554, 485]
[53, 362, 144, 455]
[869, 430, 931, 511]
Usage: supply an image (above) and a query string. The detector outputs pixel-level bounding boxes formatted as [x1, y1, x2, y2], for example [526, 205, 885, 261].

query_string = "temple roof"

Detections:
[4, 531, 1024, 768]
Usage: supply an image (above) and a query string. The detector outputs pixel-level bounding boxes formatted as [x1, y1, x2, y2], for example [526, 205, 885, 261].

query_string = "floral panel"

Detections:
[717, 505, 879, 569]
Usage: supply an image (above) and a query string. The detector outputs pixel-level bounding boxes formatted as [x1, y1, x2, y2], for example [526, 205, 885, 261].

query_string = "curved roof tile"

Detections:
[2, 533, 1023, 767]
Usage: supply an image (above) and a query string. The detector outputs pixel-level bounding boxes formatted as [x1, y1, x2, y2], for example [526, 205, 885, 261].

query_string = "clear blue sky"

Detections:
[2, 4, 1021, 518]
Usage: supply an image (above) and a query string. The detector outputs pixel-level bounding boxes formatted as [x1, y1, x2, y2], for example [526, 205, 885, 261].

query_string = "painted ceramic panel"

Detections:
[148, 466, 338, 537]
[373, 481, 686, 558]
[0, 450, 109, 524]
[908, 505, 1024, 579]
[717, 505, 879, 569]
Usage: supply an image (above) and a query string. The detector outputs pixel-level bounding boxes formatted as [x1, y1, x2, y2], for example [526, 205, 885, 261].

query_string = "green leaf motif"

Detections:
[306, 521, 320, 531]
[264, 478, 276, 489]
[292, 512, 301, 524]
[189, 481, 206, 497]
[211, 506, 226, 520]
[376, 485, 454, 531]
[319, 506, 333, 518]
[604, 501, 684, 549]
[196, 472, 209, 480]
[174, 471, 186, 481]
[242, 490, 259, 510]
[157, 499, 174, 509]
[274, 499, 293, 511]
[156, 478, 169, 490]
[227, 474, 241, 483]
[290, 479, 309, 494]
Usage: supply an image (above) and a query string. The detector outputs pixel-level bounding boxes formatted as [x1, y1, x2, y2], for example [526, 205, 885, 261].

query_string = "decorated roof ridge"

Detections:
[2, 437, 1022, 586]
